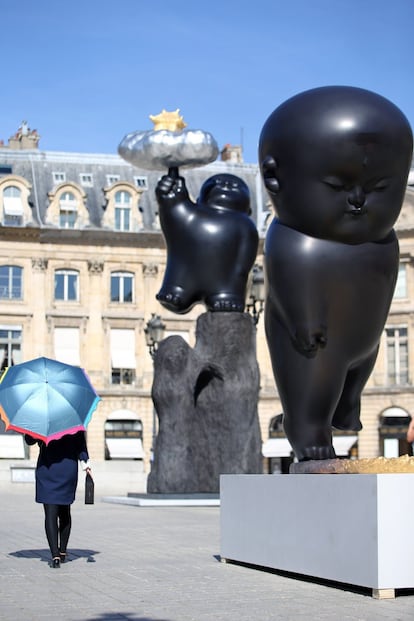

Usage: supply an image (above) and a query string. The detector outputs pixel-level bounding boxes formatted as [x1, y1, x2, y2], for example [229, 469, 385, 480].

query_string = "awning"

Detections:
[59, 197, 78, 211]
[332, 435, 357, 456]
[105, 438, 144, 459]
[0, 434, 26, 458]
[3, 196, 23, 216]
[107, 409, 140, 421]
[54, 327, 80, 366]
[110, 329, 136, 369]
[262, 438, 293, 458]
[262, 435, 358, 458]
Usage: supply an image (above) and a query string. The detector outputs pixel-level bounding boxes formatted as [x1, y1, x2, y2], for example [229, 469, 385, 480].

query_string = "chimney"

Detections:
[5, 121, 40, 150]
[220, 143, 243, 164]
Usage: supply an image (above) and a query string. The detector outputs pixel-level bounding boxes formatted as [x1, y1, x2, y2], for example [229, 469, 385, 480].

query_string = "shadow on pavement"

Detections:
[9, 547, 100, 563]
[85, 612, 169, 621]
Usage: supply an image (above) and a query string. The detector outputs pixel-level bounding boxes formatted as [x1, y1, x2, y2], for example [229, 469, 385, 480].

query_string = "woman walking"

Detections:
[25, 431, 92, 568]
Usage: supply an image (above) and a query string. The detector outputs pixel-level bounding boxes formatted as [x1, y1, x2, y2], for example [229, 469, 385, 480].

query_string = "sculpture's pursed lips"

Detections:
[345, 207, 367, 216]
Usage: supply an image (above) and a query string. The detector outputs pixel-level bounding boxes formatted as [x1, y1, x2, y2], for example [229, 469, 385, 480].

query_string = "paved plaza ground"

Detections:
[1, 479, 414, 621]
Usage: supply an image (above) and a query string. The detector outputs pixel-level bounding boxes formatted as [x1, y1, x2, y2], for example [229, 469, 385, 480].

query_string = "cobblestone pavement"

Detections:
[1, 483, 413, 621]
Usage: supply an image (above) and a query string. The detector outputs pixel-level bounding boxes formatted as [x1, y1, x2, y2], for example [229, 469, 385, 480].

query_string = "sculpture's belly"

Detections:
[265, 223, 399, 361]
[324, 271, 393, 358]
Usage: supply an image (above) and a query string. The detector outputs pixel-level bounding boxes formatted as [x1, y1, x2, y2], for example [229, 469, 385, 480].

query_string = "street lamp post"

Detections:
[144, 313, 166, 358]
[246, 264, 265, 325]
[144, 313, 166, 461]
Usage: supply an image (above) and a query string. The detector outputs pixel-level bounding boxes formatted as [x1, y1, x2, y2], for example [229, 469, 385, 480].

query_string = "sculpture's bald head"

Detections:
[259, 86, 413, 243]
[199, 174, 251, 214]
[260, 86, 412, 166]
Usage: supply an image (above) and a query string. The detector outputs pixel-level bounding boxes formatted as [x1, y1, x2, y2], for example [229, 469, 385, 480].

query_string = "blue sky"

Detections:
[0, 0, 412, 164]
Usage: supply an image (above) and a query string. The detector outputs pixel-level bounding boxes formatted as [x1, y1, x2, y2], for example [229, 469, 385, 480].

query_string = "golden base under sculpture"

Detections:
[290, 454, 414, 474]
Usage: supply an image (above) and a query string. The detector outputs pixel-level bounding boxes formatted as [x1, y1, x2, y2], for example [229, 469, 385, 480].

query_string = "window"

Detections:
[47, 184, 89, 229]
[111, 271, 134, 303]
[111, 368, 135, 385]
[0, 265, 22, 300]
[102, 183, 143, 232]
[54, 269, 79, 301]
[53, 172, 66, 184]
[2, 185, 23, 226]
[114, 191, 131, 231]
[0, 326, 22, 370]
[110, 328, 136, 385]
[79, 173, 93, 186]
[0, 166, 12, 175]
[386, 326, 409, 385]
[134, 176, 148, 190]
[59, 191, 78, 228]
[106, 174, 120, 185]
[394, 263, 407, 299]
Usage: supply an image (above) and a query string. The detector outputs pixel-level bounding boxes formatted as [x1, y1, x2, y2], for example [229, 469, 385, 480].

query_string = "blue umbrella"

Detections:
[0, 357, 100, 444]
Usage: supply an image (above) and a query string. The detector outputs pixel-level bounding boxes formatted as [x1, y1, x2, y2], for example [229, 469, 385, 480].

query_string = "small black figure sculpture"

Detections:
[259, 86, 413, 462]
[155, 171, 259, 313]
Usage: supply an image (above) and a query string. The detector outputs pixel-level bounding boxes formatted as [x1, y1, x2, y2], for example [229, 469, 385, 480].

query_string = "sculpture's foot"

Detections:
[206, 294, 245, 312]
[156, 287, 194, 314]
[295, 444, 336, 462]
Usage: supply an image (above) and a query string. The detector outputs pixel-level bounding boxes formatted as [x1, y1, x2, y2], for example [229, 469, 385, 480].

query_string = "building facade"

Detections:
[0, 123, 413, 473]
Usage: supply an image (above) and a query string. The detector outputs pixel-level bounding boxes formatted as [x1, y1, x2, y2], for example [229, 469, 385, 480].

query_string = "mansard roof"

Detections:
[0, 149, 264, 230]
[1, 146, 413, 237]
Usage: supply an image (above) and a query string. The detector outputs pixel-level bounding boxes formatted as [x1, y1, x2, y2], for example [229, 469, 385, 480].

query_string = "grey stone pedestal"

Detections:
[147, 313, 262, 493]
[220, 473, 414, 598]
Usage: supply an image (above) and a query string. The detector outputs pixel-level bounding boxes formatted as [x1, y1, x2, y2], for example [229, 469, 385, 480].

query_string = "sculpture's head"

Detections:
[259, 86, 413, 243]
[199, 174, 251, 214]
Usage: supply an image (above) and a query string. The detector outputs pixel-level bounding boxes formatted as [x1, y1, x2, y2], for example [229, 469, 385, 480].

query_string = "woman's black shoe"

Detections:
[52, 558, 60, 568]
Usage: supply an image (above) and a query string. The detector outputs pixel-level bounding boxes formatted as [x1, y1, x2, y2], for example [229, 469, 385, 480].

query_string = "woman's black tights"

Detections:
[43, 504, 71, 558]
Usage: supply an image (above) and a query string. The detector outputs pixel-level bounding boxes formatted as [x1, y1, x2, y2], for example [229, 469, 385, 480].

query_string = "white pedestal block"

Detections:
[220, 474, 414, 594]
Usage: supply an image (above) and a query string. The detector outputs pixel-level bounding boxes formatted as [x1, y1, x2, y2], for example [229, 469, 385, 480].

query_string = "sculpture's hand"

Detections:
[293, 325, 327, 357]
[155, 174, 189, 206]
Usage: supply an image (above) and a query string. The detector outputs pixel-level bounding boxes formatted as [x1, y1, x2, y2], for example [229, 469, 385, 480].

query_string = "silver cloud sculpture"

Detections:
[118, 128, 219, 171]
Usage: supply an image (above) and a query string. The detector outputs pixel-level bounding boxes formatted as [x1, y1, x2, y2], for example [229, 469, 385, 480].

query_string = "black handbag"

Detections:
[85, 472, 94, 504]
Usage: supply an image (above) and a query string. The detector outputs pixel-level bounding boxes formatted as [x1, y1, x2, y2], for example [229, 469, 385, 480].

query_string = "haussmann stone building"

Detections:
[0, 121, 413, 482]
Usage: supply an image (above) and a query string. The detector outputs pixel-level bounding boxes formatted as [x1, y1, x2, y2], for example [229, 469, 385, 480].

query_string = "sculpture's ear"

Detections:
[261, 156, 280, 194]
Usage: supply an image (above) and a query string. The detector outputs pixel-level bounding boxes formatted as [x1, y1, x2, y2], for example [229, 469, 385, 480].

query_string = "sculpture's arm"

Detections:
[267, 279, 327, 356]
[265, 223, 328, 356]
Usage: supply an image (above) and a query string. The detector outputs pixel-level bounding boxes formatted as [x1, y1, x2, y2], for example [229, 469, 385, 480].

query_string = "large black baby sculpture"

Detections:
[155, 172, 258, 313]
[259, 86, 413, 462]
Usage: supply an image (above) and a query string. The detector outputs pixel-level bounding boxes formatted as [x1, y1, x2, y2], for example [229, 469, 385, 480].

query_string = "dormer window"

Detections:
[114, 191, 131, 231]
[134, 176, 148, 190]
[59, 191, 78, 228]
[53, 172, 66, 184]
[3, 186, 23, 226]
[0, 175, 32, 226]
[47, 183, 89, 229]
[80, 173, 93, 187]
[106, 174, 120, 186]
[102, 182, 143, 232]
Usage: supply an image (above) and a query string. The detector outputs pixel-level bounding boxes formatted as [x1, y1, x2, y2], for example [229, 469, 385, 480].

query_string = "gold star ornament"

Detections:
[149, 109, 187, 132]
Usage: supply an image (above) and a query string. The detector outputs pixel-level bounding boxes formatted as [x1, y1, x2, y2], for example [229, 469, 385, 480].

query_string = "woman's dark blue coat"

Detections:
[25, 431, 89, 505]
